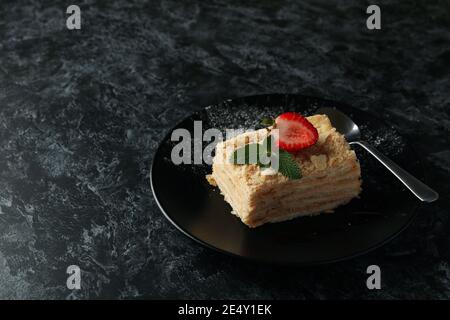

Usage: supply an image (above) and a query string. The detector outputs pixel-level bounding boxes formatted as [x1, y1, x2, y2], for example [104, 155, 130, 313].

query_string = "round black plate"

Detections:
[151, 94, 423, 265]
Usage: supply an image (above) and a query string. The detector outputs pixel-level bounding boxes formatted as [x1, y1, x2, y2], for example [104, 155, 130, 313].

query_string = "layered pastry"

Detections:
[206, 112, 361, 228]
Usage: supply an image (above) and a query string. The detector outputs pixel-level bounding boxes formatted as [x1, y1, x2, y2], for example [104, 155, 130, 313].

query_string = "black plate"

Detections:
[151, 94, 423, 265]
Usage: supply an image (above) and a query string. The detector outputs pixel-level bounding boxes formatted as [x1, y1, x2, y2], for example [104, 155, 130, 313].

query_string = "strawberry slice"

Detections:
[274, 112, 319, 152]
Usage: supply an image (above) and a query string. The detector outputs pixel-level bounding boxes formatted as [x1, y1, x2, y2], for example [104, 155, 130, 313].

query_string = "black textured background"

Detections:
[0, 0, 449, 299]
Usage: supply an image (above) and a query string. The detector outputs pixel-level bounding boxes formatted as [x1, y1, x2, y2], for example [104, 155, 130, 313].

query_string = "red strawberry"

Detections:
[274, 112, 319, 152]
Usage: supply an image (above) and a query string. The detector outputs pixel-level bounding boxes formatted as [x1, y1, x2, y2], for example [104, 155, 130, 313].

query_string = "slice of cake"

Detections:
[206, 113, 361, 228]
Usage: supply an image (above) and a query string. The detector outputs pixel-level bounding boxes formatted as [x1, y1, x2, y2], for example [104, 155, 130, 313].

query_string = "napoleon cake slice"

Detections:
[207, 113, 362, 228]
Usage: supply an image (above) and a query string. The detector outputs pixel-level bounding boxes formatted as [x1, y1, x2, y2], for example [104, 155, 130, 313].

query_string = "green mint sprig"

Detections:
[261, 117, 275, 127]
[277, 149, 301, 179]
[230, 135, 302, 180]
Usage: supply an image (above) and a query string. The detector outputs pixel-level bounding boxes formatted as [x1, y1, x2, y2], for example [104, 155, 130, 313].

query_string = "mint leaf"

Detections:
[230, 136, 302, 180]
[260, 135, 272, 154]
[261, 117, 275, 127]
[231, 143, 260, 165]
[230, 135, 273, 165]
[277, 150, 302, 179]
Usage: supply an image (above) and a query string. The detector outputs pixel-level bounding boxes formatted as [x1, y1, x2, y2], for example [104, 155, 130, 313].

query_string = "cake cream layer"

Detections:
[248, 198, 355, 227]
[212, 164, 360, 226]
[213, 164, 360, 207]
[207, 114, 362, 228]
[211, 155, 360, 203]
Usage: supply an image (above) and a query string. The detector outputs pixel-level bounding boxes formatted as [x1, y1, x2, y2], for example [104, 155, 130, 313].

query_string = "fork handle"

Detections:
[350, 140, 439, 202]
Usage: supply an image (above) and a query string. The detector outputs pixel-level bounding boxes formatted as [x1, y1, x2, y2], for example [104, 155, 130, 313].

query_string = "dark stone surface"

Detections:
[0, 0, 449, 299]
